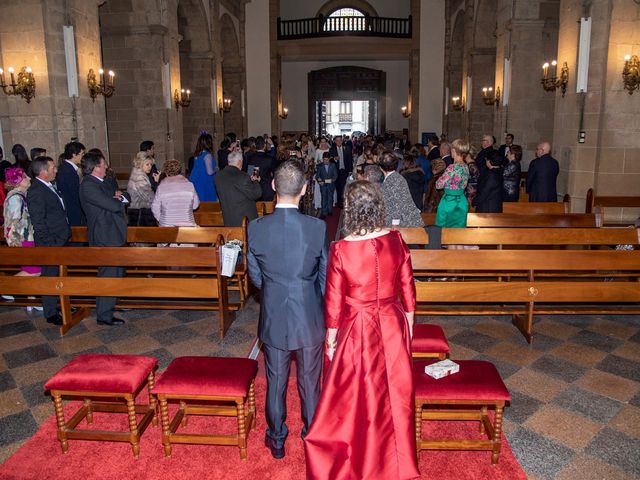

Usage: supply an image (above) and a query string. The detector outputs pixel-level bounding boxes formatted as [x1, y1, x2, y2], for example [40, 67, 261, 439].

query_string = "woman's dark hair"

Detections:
[343, 180, 386, 236]
[487, 150, 503, 167]
[510, 144, 523, 162]
[378, 150, 399, 172]
[193, 133, 213, 157]
[220, 139, 231, 150]
[402, 154, 417, 170]
[12, 144, 29, 166]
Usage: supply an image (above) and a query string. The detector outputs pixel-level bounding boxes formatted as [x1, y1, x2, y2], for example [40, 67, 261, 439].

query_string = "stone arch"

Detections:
[316, 0, 378, 18]
[177, 0, 214, 162]
[473, 0, 498, 50]
[220, 13, 243, 138]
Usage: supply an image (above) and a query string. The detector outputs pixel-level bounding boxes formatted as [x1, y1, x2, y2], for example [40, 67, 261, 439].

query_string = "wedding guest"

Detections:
[127, 152, 157, 226]
[436, 139, 470, 228]
[305, 180, 419, 480]
[189, 132, 217, 202]
[152, 159, 199, 226]
[503, 144, 522, 202]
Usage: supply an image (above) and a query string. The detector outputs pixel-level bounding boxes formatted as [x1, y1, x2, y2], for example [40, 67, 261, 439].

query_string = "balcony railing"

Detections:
[338, 113, 353, 122]
[277, 15, 412, 40]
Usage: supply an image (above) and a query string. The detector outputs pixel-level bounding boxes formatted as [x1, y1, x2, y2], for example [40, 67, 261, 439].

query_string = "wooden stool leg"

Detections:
[180, 401, 188, 427]
[480, 405, 487, 434]
[126, 397, 140, 458]
[84, 398, 93, 424]
[147, 371, 158, 427]
[53, 394, 69, 453]
[249, 381, 256, 429]
[415, 402, 422, 454]
[160, 398, 172, 457]
[492, 406, 504, 465]
[236, 399, 247, 459]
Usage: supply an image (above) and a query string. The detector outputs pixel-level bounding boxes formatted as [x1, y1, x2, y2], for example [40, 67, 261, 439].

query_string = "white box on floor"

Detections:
[424, 359, 460, 379]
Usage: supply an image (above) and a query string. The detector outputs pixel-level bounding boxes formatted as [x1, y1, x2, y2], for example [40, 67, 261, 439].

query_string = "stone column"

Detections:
[493, 0, 558, 168]
[99, 0, 182, 171]
[408, 0, 420, 142]
[554, 0, 640, 218]
[269, 0, 280, 136]
[0, 0, 107, 156]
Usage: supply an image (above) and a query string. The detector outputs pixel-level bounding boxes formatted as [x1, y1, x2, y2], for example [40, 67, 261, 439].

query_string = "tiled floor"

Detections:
[0, 303, 638, 479]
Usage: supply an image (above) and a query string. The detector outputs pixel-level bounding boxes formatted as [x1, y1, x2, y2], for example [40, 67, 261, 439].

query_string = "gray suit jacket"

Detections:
[79, 175, 127, 246]
[247, 208, 328, 350]
[214, 165, 262, 227]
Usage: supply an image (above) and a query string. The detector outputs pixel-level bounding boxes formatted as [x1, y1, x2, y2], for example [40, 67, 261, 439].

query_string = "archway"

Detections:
[220, 14, 243, 139]
[177, 0, 213, 163]
[316, 0, 378, 18]
[308, 66, 386, 136]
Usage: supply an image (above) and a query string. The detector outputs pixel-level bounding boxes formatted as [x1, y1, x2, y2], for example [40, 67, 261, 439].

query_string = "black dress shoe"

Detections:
[264, 437, 285, 459]
[46, 313, 63, 326]
[97, 317, 125, 326]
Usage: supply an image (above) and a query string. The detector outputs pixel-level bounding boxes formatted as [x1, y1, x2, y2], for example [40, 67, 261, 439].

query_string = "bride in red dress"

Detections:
[304, 180, 420, 480]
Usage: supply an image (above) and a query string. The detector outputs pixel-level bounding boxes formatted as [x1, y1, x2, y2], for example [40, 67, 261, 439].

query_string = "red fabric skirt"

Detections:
[304, 295, 419, 480]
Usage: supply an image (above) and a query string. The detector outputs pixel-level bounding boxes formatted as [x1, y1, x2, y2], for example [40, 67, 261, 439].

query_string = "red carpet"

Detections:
[0, 376, 526, 480]
[323, 206, 341, 241]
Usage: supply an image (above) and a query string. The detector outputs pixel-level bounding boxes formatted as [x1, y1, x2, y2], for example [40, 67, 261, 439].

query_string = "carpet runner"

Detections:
[0, 375, 526, 480]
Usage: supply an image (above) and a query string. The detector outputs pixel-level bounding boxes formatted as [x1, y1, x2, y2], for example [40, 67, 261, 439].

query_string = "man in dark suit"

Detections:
[526, 141, 559, 202]
[27, 156, 71, 325]
[315, 152, 338, 219]
[246, 136, 276, 201]
[215, 150, 262, 226]
[328, 135, 353, 208]
[476, 134, 497, 175]
[79, 151, 129, 326]
[247, 160, 328, 460]
[440, 141, 453, 166]
[56, 141, 85, 226]
[426, 135, 441, 161]
[498, 133, 514, 163]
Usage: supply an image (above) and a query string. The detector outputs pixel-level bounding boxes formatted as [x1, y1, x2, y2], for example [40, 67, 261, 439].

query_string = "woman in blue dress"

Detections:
[189, 132, 217, 201]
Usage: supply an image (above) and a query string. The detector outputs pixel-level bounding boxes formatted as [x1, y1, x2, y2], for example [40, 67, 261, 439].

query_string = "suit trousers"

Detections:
[96, 266, 124, 322]
[263, 342, 323, 448]
[335, 169, 349, 207]
[40, 265, 60, 317]
[319, 183, 335, 216]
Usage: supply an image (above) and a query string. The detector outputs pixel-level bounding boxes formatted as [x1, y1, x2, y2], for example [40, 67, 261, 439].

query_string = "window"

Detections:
[325, 8, 366, 31]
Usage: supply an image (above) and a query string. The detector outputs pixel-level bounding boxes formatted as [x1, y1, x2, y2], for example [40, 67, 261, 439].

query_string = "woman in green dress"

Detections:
[435, 139, 470, 228]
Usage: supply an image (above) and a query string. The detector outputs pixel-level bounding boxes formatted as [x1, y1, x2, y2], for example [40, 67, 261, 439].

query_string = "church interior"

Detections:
[0, 1, 639, 479]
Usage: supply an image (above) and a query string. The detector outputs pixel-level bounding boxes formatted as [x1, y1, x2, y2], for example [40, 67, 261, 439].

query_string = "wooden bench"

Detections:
[421, 213, 600, 228]
[585, 188, 640, 225]
[410, 249, 640, 343]
[196, 201, 275, 216]
[0, 246, 233, 337]
[398, 227, 640, 249]
[501, 201, 569, 215]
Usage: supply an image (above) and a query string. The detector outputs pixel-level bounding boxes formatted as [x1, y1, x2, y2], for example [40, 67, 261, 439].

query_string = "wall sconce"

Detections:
[0, 66, 36, 103]
[401, 105, 410, 118]
[481, 86, 500, 107]
[174, 88, 191, 109]
[87, 68, 115, 101]
[451, 96, 464, 111]
[622, 54, 639, 95]
[218, 95, 233, 114]
[279, 106, 289, 119]
[541, 60, 569, 97]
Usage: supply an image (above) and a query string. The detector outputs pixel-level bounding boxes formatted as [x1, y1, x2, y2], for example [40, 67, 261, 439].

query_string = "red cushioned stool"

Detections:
[44, 354, 158, 457]
[412, 323, 450, 359]
[152, 356, 258, 459]
[413, 360, 511, 464]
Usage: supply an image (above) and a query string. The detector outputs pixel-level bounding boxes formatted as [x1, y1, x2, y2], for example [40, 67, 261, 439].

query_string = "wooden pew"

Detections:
[410, 249, 640, 343]
[585, 188, 640, 225]
[196, 201, 275, 216]
[421, 213, 600, 228]
[501, 201, 569, 215]
[0, 247, 232, 338]
[398, 227, 640, 248]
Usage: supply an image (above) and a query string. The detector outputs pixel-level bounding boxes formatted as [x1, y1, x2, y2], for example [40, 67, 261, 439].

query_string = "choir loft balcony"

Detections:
[277, 15, 412, 40]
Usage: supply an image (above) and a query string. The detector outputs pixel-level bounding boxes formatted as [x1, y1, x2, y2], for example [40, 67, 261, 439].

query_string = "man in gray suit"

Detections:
[79, 151, 129, 326]
[247, 160, 328, 459]
[215, 150, 262, 226]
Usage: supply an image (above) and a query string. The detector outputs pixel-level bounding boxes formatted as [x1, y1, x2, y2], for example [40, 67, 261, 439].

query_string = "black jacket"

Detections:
[247, 151, 276, 201]
[79, 175, 128, 246]
[56, 161, 85, 226]
[473, 167, 504, 213]
[215, 166, 263, 227]
[401, 167, 426, 211]
[26, 178, 71, 247]
[526, 154, 559, 202]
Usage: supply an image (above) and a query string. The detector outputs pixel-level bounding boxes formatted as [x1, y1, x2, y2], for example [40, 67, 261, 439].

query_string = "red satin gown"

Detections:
[304, 230, 420, 480]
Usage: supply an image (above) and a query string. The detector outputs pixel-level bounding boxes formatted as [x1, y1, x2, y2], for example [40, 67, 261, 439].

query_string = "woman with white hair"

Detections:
[127, 151, 157, 226]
